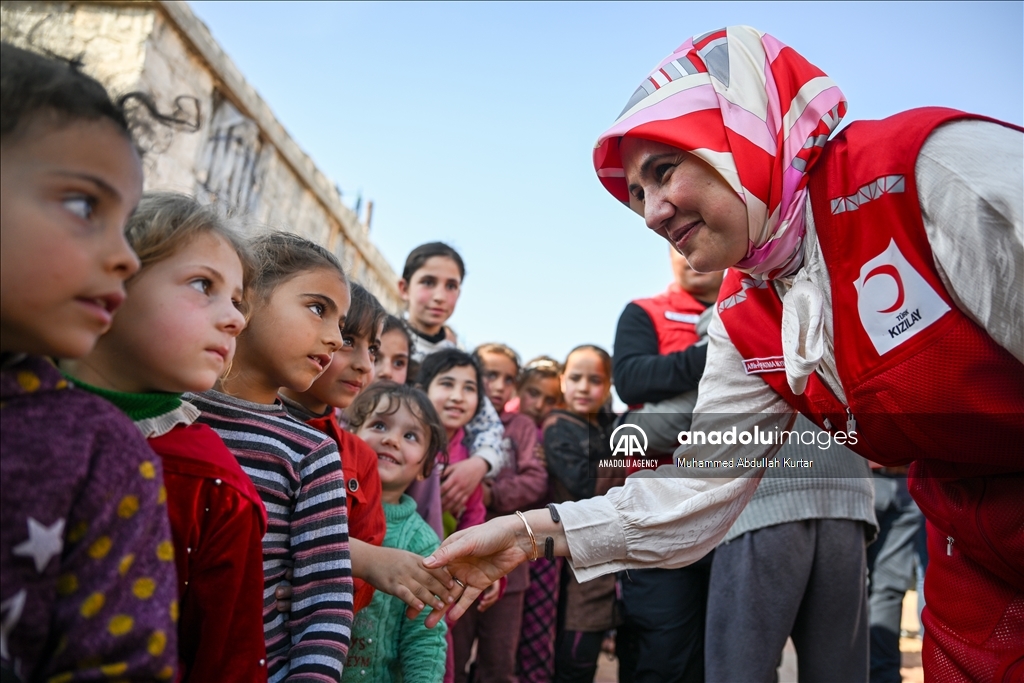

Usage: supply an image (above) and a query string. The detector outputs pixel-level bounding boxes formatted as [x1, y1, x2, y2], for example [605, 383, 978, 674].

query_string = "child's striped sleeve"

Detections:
[285, 439, 354, 679]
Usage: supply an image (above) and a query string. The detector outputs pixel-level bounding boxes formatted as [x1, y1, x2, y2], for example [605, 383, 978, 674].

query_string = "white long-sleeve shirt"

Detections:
[558, 120, 1024, 582]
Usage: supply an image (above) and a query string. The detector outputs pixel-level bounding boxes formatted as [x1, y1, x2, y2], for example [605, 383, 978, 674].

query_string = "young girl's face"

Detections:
[302, 322, 381, 411]
[518, 375, 562, 425]
[426, 364, 478, 436]
[561, 350, 610, 416]
[92, 232, 246, 393]
[357, 399, 430, 498]
[235, 267, 349, 399]
[375, 328, 410, 385]
[398, 256, 461, 336]
[480, 351, 518, 413]
[0, 118, 143, 358]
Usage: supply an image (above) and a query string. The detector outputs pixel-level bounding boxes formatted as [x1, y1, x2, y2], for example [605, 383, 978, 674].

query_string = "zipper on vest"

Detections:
[947, 535, 954, 556]
[825, 408, 856, 434]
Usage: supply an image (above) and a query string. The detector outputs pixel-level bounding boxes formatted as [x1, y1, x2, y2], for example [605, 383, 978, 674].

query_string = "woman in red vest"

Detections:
[427, 26, 1023, 682]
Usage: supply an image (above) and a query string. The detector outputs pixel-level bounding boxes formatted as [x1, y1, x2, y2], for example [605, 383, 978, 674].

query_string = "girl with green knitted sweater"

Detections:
[343, 382, 451, 682]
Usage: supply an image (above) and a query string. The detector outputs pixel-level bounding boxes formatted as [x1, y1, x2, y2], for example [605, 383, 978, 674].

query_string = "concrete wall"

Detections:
[1, 0, 401, 311]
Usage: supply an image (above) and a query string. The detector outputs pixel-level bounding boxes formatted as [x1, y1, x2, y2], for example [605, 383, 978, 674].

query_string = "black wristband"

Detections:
[544, 536, 555, 561]
[547, 503, 561, 524]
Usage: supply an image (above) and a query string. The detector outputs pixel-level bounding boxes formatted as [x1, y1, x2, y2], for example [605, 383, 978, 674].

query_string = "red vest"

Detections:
[630, 286, 709, 471]
[633, 285, 707, 355]
[718, 108, 1024, 466]
[719, 108, 1024, 678]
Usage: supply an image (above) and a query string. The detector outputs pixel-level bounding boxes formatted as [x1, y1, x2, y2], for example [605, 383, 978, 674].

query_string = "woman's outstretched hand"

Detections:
[423, 511, 569, 626]
[422, 514, 536, 621]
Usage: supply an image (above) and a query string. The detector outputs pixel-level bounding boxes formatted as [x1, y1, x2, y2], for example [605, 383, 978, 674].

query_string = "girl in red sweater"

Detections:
[65, 191, 269, 681]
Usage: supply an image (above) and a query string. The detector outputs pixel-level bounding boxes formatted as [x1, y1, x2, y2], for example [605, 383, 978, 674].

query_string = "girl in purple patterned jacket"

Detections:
[1, 42, 179, 681]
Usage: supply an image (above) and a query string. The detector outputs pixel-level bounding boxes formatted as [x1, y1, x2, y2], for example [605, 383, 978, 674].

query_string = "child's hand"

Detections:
[362, 546, 457, 623]
[275, 568, 294, 621]
[476, 580, 501, 613]
[480, 480, 493, 509]
[441, 457, 489, 513]
[423, 515, 536, 622]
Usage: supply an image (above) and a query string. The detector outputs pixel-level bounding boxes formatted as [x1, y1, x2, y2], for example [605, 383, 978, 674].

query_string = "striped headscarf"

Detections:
[594, 26, 846, 279]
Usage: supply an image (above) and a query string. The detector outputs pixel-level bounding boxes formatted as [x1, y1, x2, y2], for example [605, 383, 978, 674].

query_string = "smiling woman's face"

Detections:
[620, 136, 749, 274]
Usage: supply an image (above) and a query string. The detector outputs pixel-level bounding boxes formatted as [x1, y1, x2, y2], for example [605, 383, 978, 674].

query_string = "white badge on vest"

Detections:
[664, 311, 701, 324]
[853, 238, 950, 356]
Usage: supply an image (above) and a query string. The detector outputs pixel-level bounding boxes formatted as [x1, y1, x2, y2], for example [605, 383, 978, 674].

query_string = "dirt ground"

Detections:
[595, 591, 925, 682]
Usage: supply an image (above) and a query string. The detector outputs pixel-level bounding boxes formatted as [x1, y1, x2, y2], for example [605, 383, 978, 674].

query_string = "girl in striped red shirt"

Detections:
[189, 232, 355, 682]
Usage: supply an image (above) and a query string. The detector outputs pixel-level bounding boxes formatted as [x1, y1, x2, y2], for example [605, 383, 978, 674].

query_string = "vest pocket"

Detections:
[849, 389, 940, 462]
[910, 468, 1024, 646]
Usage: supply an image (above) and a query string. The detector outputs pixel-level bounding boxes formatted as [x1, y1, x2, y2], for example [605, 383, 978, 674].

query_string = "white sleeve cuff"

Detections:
[555, 467, 765, 583]
[555, 495, 628, 581]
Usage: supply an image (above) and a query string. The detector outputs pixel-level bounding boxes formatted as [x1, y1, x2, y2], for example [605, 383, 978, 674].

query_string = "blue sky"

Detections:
[189, 1, 1023, 369]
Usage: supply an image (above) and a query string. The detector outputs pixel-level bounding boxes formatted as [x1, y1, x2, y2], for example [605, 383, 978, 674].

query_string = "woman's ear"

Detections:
[397, 278, 410, 302]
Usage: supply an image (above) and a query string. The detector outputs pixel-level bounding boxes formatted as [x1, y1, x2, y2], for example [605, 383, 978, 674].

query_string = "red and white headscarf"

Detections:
[594, 26, 846, 279]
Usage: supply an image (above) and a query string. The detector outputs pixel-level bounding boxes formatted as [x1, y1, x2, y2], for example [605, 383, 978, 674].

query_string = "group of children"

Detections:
[1, 43, 623, 683]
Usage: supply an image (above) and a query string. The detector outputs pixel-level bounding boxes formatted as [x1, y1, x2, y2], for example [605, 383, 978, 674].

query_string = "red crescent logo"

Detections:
[864, 264, 905, 313]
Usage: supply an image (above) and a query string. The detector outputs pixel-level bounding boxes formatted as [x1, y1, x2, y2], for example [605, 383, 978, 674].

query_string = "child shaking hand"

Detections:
[343, 383, 450, 683]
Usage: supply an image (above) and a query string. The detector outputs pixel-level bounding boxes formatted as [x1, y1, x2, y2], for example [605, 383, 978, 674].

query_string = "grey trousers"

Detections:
[705, 519, 870, 683]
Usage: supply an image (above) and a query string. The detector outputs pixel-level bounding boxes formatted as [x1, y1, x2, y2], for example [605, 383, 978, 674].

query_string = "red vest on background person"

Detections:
[718, 108, 1024, 682]
[632, 284, 706, 356]
[628, 285, 709, 472]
